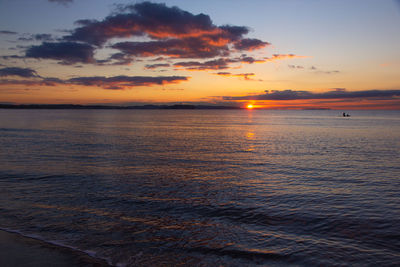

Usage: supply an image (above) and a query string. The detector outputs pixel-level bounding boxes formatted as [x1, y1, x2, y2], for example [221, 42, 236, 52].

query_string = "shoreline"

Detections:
[0, 229, 110, 266]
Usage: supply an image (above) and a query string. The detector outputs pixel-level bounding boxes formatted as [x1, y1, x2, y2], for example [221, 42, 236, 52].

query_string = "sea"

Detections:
[0, 109, 399, 266]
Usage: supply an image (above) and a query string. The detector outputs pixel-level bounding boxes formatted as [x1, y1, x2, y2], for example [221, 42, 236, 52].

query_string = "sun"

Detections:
[246, 104, 254, 109]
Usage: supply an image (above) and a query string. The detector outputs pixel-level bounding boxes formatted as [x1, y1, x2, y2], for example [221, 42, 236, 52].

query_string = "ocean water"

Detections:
[0, 109, 399, 266]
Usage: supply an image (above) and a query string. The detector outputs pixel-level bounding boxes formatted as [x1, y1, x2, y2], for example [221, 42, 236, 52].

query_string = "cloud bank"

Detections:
[68, 75, 188, 89]
[0, 67, 39, 78]
[0, 30, 17, 35]
[224, 89, 400, 101]
[26, 42, 95, 64]
[0, 69, 189, 90]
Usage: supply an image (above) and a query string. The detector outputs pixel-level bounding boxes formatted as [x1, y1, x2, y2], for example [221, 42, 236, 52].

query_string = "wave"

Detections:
[187, 245, 289, 261]
[0, 227, 113, 266]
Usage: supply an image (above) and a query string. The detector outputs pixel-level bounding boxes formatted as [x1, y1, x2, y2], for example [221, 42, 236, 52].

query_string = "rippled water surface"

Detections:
[1, 109, 399, 266]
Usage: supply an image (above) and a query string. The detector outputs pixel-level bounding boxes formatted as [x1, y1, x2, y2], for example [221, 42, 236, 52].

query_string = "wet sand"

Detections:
[0, 230, 109, 267]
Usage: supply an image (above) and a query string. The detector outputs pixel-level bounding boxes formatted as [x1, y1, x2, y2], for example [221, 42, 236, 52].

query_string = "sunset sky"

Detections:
[1, 0, 399, 109]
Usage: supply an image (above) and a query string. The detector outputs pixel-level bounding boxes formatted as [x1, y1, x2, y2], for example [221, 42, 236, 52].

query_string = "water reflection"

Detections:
[0, 110, 400, 266]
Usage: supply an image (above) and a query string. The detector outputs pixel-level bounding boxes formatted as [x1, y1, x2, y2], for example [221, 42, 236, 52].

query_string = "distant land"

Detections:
[0, 104, 242, 110]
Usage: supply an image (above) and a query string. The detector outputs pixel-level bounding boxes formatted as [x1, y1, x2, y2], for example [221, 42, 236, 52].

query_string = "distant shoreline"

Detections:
[0, 104, 241, 110]
[0, 104, 337, 110]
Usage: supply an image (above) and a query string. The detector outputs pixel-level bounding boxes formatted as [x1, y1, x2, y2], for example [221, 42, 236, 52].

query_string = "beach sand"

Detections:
[0, 230, 109, 267]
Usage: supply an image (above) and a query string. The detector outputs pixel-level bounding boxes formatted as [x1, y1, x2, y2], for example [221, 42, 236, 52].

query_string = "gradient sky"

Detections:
[1, 0, 399, 109]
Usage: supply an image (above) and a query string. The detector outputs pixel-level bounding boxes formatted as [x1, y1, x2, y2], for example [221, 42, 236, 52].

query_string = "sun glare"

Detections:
[246, 104, 254, 109]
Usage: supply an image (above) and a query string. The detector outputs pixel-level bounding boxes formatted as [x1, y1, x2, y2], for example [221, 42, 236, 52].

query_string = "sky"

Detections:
[0, 0, 400, 109]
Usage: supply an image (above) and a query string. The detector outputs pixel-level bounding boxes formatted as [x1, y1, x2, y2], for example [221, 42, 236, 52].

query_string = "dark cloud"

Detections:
[25, 42, 95, 64]
[18, 34, 54, 42]
[145, 63, 170, 69]
[66, 2, 220, 46]
[0, 30, 17, 35]
[0, 67, 39, 78]
[224, 89, 400, 101]
[172, 53, 306, 71]
[96, 53, 134, 66]
[174, 58, 231, 70]
[237, 55, 266, 64]
[63, 2, 266, 59]
[1, 55, 24, 60]
[111, 37, 230, 59]
[215, 72, 255, 80]
[0, 75, 188, 89]
[67, 75, 189, 89]
[17, 2, 269, 66]
[0, 79, 60, 87]
[234, 38, 270, 50]
[34, 34, 54, 41]
[18, 37, 33, 42]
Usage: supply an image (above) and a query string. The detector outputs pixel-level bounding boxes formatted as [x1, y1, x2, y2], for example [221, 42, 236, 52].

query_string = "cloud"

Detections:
[215, 72, 255, 80]
[308, 66, 339, 74]
[231, 54, 307, 65]
[171, 53, 306, 71]
[0, 30, 17, 35]
[67, 75, 189, 89]
[288, 65, 339, 74]
[65, 2, 258, 47]
[265, 54, 308, 62]
[316, 70, 340, 74]
[224, 89, 400, 101]
[174, 59, 230, 70]
[62, 2, 266, 60]
[237, 56, 266, 64]
[111, 38, 230, 59]
[17, 2, 272, 67]
[145, 63, 170, 69]
[288, 65, 304, 69]
[0, 67, 39, 78]
[48, 0, 73, 5]
[329, 88, 346, 92]
[25, 42, 95, 64]
[96, 53, 134, 66]
[66, 2, 221, 46]
[158, 53, 305, 71]
[0, 78, 62, 87]
[18, 34, 54, 42]
[0, 75, 189, 90]
[174, 58, 232, 70]
[1, 55, 25, 60]
[234, 38, 270, 50]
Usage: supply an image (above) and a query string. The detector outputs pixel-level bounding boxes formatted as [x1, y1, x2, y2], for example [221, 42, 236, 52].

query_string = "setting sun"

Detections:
[246, 104, 254, 109]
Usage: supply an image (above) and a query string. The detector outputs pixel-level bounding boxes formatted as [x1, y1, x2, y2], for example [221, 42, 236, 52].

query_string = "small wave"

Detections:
[188, 245, 289, 261]
[0, 227, 113, 266]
